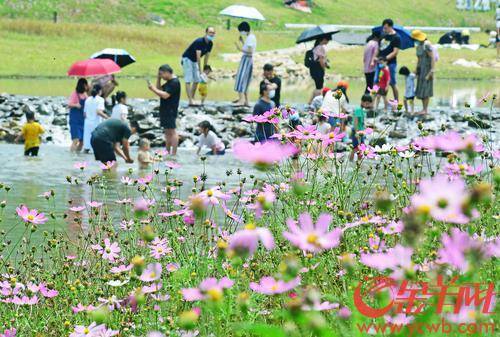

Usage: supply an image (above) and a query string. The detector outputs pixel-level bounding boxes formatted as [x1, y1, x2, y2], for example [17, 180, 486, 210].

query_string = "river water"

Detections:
[1, 78, 496, 108]
[0, 143, 260, 245]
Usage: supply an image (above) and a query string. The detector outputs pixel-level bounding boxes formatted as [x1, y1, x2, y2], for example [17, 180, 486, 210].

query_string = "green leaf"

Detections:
[236, 323, 287, 337]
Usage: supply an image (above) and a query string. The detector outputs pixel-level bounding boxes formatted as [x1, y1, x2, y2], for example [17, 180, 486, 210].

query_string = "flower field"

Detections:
[0, 102, 498, 337]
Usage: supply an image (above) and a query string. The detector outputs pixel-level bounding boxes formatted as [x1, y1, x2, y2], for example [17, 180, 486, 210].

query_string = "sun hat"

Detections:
[337, 80, 349, 90]
[411, 30, 427, 42]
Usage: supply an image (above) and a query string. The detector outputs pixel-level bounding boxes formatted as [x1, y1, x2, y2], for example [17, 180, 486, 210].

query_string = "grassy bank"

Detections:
[0, 0, 497, 29]
[0, 18, 498, 83]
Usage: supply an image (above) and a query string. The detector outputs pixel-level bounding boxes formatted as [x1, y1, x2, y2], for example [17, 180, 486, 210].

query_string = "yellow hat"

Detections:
[411, 30, 427, 42]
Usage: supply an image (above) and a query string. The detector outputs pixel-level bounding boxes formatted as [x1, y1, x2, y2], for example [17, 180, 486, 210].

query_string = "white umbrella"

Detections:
[219, 5, 265, 21]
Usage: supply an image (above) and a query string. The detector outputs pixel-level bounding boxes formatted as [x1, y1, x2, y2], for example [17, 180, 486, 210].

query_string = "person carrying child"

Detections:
[137, 138, 155, 169]
[374, 58, 390, 111]
[16, 111, 45, 157]
[198, 65, 212, 105]
[399, 66, 416, 114]
[350, 94, 373, 161]
[197, 120, 225, 155]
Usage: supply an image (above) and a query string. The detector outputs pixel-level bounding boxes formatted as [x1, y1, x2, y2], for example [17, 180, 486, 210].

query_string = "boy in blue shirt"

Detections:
[350, 94, 373, 161]
[399, 66, 415, 114]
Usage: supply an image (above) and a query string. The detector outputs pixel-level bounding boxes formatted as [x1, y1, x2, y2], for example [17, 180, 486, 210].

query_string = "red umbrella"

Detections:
[67, 59, 121, 77]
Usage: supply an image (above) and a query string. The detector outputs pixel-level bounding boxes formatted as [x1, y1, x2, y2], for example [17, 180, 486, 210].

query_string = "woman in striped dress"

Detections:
[233, 21, 257, 106]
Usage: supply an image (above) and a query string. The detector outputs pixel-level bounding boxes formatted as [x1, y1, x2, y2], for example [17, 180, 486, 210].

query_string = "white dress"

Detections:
[111, 103, 128, 121]
[83, 96, 105, 150]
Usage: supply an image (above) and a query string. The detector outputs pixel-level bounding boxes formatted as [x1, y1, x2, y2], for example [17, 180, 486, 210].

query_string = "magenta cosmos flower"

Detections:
[140, 263, 162, 282]
[73, 161, 87, 170]
[249, 276, 300, 295]
[360, 244, 414, 279]
[0, 328, 16, 337]
[91, 238, 121, 262]
[283, 213, 342, 253]
[99, 161, 116, 170]
[321, 127, 345, 147]
[228, 223, 275, 257]
[181, 277, 234, 301]
[233, 140, 297, 168]
[16, 205, 48, 225]
[410, 174, 474, 224]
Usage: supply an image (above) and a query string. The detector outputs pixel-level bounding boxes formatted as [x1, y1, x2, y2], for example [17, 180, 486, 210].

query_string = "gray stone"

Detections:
[467, 117, 491, 129]
[389, 130, 406, 139]
[52, 115, 67, 126]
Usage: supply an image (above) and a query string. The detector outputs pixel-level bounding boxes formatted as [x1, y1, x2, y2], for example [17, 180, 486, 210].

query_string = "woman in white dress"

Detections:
[233, 21, 257, 107]
[83, 84, 108, 152]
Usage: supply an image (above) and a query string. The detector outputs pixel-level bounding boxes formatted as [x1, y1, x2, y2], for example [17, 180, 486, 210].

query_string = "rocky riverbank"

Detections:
[0, 94, 498, 150]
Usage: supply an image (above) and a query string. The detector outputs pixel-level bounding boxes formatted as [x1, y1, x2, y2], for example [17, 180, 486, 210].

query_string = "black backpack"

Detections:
[304, 48, 316, 68]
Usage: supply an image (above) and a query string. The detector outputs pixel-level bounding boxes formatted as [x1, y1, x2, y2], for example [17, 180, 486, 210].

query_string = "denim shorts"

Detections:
[181, 57, 200, 83]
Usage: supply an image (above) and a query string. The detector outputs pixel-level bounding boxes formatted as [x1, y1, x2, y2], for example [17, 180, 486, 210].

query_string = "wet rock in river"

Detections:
[52, 115, 67, 126]
[389, 130, 407, 139]
[467, 117, 491, 129]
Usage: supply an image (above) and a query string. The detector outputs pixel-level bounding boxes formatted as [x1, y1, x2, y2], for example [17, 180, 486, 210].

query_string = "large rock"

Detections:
[52, 115, 67, 126]
[467, 117, 491, 129]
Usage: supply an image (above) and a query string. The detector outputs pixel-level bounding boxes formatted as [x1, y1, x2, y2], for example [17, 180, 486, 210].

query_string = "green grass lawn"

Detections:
[0, 0, 497, 29]
[0, 18, 498, 81]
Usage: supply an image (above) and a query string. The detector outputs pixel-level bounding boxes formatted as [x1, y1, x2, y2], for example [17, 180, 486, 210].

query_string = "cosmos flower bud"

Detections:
[179, 309, 199, 330]
[90, 306, 109, 324]
[237, 292, 250, 312]
[374, 189, 393, 213]
[141, 225, 156, 243]
[131, 255, 145, 275]
[470, 182, 492, 205]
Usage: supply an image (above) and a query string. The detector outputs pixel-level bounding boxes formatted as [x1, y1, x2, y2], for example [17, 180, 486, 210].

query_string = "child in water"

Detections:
[197, 120, 225, 155]
[350, 94, 373, 161]
[16, 111, 45, 156]
[137, 138, 154, 169]
[198, 65, 212, 106]
[374, 58, 390, 112]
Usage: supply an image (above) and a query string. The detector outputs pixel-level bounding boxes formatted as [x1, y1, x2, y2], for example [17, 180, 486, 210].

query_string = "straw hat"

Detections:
[411, 30, 427, 42]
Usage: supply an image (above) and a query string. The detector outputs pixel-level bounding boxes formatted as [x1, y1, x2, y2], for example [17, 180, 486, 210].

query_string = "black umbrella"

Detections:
[90, 48, 136, 68]
[296, 25, 340, 44]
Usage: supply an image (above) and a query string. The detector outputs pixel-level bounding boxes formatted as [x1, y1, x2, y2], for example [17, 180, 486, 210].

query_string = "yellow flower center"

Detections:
[84, 328, 90, 334]
[207, 190, 214, 197]
[105, 248, 111, 253]
[417, 204, 431, 214]
[307, 233, 318, 244]
[150, 272, 156, 278]
[271, 284, 279, 291]
[245, 223, 256, 230]
[361, 216, 369, 222]
[207, 288, 223, 301]
[27, 214, 35, 221]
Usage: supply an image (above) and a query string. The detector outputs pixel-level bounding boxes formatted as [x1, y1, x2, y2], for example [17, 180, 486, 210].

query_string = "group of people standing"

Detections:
[362, 18, 436, 115]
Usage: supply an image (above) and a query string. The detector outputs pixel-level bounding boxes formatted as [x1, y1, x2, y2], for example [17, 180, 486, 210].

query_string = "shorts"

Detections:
[24, 146, 39, 156]
[182, 57, 200, 83]
[351, 133, 365, 149]
[310, 68, 325, 89]
[160, 110, 177, 129]
[405, 96, 415, 101]
[198, 82, 208, 97]
[388, 62, 397, 86]
[91, 137, 116, 163]
[69, 121, 84, 140]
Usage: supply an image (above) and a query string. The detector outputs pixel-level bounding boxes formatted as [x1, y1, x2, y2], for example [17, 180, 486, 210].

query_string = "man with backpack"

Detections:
[305, 36, 331, 103]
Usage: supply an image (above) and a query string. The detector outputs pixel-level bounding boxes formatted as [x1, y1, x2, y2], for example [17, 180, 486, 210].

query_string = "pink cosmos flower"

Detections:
[39, 283, 58, 298]
[87, 201, 103, 208]
[73, 161, 88, 170]
[38, 191, 52, 199]
[410, 174, 474, 224]
[69, 206, 85, 212]
[302, 301, 339, 311]
[165, 161, 181, 169]
[142, 282, 162, 294]
[232, 140, 298, 167]
[321, 127, 345, 147]
[140, 263, 162, 282]
[360, 244, 414, 279]
[99, 161, 116, 170]
[436, 228, 493, 273]
[166, 263, 180, 272]
[381, 221, 404, 235]
[137, 174, 153, 185]
[228, 224, 275, 257]
[69, 322, 105, 337]
[120, 176, 134, 186]
[110, 264, 133, 274]
[220, 203, 243, 223]
[413, 131, 483, 153]
[249, 276, 300, 295]
[198, 187, 231, 205]
[72, 303, 96, 314]
[16, 205, 48, 225]
[134, 198, 151, 212]
[283, 213, 342, 253]
[11, 295, 39, 305]
[338, 306, 352, 318]
[443, 163, 483, 179]
[357, 144, 376, 159]
[91, 238, 121, 262]
[0, 329, 16, 337]
[290, 125, 319, 140]
[149, 238, 171, 259]
[182, 277, 234, 301]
